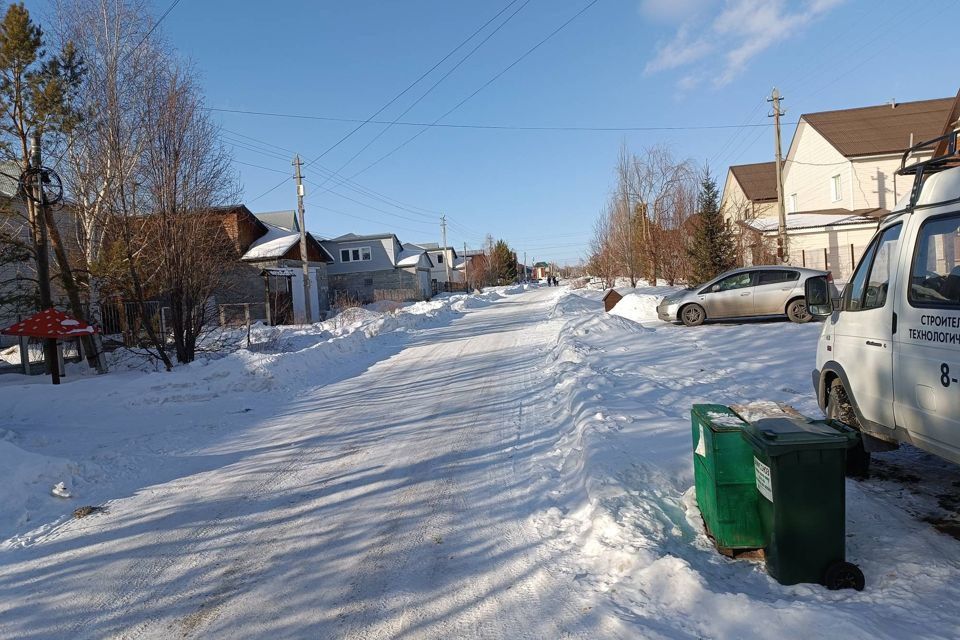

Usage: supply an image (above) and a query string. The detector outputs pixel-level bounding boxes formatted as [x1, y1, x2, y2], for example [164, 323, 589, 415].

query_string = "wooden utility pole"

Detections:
[292, 155, 312, 324]
[440, 215, 452, 290]
[463, 242, 469, 289]
[523, 251, 527, 282]
[768, 88, 788, 263]
[29, 132, 59, 384]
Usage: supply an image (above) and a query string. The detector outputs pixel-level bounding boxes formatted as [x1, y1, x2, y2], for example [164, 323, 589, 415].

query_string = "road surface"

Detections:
[0, 287, 608, 639]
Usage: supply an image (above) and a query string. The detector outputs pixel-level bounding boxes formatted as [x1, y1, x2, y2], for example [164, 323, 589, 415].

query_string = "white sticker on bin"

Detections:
[695, 424, 706, 457]
[754, 456, 773, 502]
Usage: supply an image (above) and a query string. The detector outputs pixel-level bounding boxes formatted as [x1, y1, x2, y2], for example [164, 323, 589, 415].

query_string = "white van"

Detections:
[806, 132, 960, 474]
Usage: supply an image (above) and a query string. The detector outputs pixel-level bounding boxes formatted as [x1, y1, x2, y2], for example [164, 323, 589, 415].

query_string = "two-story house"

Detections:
[727, 95, 957, 280]
[408, 242, 463, 291]
[321, 233, 433, 303]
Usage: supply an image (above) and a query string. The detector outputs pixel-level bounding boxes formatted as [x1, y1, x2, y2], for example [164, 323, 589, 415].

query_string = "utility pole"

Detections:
[523, 251, 527, 282]
[29, 132, 59, 384]
[293, 154, 312, 324]
[768, 88, 788, 263]
[463, 242, 469, 290]
[440, 215, 452, 290]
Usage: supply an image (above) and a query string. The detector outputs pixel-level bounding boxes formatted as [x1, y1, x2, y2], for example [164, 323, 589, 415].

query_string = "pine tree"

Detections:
[687, 168, 736, 285]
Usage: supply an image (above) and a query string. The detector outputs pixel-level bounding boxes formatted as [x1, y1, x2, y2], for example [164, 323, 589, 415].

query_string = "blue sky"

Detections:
[31, 0, 960, 264]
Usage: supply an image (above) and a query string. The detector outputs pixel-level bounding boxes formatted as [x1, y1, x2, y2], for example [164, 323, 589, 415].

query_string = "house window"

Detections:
[787, 193, 798, 213]
[437, 254, 443, 264]
[831, 174, 842, 202]
[340, 246, 372, 262]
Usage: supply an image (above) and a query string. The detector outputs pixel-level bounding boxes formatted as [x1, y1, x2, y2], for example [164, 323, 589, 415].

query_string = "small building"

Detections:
[532, 261, 551, 280]
[217, 206, 334, 324]
[602, 289, 623, 312]
[321, 233, 433, 303]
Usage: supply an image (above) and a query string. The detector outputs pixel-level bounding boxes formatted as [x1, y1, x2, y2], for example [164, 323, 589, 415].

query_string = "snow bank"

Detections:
[532, 290, 960, 638]
[608, 292, 662, 323]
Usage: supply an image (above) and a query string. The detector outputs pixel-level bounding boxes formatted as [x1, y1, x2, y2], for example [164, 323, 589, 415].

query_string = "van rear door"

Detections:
[834, 224, 902, 429]
[894, 212, 960, 462]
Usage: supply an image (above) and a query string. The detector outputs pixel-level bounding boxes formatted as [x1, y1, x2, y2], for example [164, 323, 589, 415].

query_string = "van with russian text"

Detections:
[805, 130, 960, 474]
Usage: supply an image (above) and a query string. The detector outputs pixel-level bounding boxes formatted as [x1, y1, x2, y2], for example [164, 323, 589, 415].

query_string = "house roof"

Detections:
[254, 210, 299, 232]
[802, 97, 955, 158]
[396, 248, 432, 268]
[241, 223, 301, 261]
[743, 208, 884, 233]
[241, 222, 334, 262]
[729, 162, 777, 202]
[332, 232, 397, 242]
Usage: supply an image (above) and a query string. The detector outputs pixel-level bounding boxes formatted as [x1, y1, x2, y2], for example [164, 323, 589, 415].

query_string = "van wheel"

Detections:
[680, 304, 706, 327]
[827, 379, 870, 479]
[787, 298, 812, 323]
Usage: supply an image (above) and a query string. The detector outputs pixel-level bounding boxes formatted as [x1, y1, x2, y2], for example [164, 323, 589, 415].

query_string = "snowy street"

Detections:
[2, 286, 960, 638]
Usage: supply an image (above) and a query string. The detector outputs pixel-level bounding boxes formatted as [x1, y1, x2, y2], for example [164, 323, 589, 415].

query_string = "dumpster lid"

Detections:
[691, 404, 748, 432]
[742, 417, 856, 454]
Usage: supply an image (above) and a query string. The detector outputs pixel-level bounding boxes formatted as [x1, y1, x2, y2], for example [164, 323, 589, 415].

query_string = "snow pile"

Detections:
[608, 292, 664, 323]
[0, 437, 80, 539]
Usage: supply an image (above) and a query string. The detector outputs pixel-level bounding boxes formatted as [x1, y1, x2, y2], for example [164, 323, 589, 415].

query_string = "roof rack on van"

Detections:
[897, 129, 960, 210]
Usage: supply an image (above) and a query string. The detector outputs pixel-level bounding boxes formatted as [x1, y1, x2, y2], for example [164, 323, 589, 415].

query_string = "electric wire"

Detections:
[247, 0, 524, 204]
[343, 0, 608, 181]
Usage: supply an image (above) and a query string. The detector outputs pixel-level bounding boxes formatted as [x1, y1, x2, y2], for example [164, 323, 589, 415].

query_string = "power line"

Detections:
[210, 106, 793, 133]
[247, 0, 524, 204]
[347, 0, 604, 180]
[126, 0, 182, 62]
[315, 0, 533, 184]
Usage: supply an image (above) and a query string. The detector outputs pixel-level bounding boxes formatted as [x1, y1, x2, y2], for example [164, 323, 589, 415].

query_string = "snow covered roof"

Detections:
[743, 210, 882, 233]
[396, 248, 432, 268]
[242, 225, 300, 261]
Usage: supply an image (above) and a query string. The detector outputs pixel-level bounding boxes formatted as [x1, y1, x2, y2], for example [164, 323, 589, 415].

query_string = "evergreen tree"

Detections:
[687, 167, 736, 285]
[492, 239, 518, 284]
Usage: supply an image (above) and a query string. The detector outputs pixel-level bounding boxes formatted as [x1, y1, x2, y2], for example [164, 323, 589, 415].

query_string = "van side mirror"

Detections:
[805, 276, 834, 317]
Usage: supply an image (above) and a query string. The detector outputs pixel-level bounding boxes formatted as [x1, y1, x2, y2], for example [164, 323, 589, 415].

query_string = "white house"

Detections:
[728, 94, 958, 280]
[408, 242, 463, 288]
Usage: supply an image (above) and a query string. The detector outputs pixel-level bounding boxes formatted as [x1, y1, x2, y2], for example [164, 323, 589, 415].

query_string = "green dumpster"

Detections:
[691, 404, 765, 552]
[741, 417, 864, 590]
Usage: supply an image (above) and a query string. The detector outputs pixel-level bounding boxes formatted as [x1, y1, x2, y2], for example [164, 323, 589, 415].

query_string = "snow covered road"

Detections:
[0, 287, 607, 638]
[2, 285, 960, 639]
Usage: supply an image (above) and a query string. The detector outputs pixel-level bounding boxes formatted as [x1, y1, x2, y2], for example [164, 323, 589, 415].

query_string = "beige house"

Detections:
[727, 95, 958, 280]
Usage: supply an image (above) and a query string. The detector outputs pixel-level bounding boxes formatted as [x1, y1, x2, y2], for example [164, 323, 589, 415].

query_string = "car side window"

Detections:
[910, 213, 960, 307]
[716, 272, 753, 291]
[861, 224, 901, 310]
[757, 270, 797, 285]
[845, 224, 901, 311]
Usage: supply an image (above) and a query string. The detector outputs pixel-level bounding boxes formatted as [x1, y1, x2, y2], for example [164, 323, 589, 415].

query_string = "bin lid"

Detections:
[741, 417, 856, 455]
[691, 404, 748, 432]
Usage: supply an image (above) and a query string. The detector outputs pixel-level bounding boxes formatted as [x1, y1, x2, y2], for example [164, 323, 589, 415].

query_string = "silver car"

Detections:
[656, 266, 829, 326]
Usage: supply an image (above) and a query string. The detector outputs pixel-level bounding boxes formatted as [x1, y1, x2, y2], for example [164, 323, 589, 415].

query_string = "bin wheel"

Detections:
[824, 561, 865, 591]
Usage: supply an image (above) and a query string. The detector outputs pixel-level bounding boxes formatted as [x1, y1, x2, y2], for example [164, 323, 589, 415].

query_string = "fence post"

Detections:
[823, 248, 829, 271]
[244, 303, 251, 348]
[219, 305, 226, 327]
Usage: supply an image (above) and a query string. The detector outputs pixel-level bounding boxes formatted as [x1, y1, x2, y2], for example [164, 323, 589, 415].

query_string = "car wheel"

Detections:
[787, 298, 812, 323]
[827, 379, 870, 479]
[680, 304, 705, 327]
